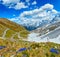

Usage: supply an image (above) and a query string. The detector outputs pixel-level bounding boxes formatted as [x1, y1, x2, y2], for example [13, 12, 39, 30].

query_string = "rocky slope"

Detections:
[23, 21, 60, 44]
[32, 21, 60, 36]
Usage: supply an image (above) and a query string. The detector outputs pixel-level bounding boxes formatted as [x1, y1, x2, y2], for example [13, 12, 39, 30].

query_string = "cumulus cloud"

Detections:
[2, 0, 19, 5]
[41, 4, 53, 10]
[1, 0, 28, 9]
[0, 0, 37, 9]
[10, 4, 58, 26]
[52, 9, 58, 14]
[20, 4, 57, 19]
[13, 2, 28, 10]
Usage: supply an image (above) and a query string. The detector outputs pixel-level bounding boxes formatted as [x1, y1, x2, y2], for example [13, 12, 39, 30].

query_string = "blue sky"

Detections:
[0, 0, 60, 19]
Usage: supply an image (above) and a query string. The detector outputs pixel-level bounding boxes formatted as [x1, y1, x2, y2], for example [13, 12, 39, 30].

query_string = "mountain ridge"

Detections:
[0, 18, 29, 39]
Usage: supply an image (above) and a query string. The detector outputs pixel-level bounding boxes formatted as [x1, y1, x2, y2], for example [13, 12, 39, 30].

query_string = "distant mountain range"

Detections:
[32, 20, 60, 35]
[0, 17, 60, 43]
[22, 13, 60, 31]
[25, 21, 60, 43]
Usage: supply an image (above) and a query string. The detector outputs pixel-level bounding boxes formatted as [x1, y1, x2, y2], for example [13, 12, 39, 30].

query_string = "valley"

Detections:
[0, 18, 60, 57]
[0, 1, 60, 57]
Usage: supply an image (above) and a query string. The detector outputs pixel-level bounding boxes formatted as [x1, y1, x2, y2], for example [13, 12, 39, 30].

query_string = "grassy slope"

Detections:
[0, 38, 60, 57]
[0, 18, 29, 39]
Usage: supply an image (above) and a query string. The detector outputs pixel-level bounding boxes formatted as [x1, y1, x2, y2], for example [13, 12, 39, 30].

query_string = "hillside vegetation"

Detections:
[0, 18, 29, 39]
[0, 38, 60, 57]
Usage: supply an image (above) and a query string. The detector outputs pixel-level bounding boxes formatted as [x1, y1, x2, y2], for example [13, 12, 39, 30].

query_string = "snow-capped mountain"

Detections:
[22, 14, 60, 44]
[10, 12, 60, 31]
[32, 20, 60, 36]
[23, 22, 60, 44]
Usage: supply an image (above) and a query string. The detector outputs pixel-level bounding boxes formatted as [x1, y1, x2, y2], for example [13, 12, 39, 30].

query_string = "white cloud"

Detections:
[20, 4, 57, 19]
[32, 1, 37, 5]
[14, 2, 28, 10]
[41, 4, 53, 10]
[52, 9, 58, 14]
[1, 0, 28, 10]
[10, 4, 58, 26]
[2, 0, 19, 5]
